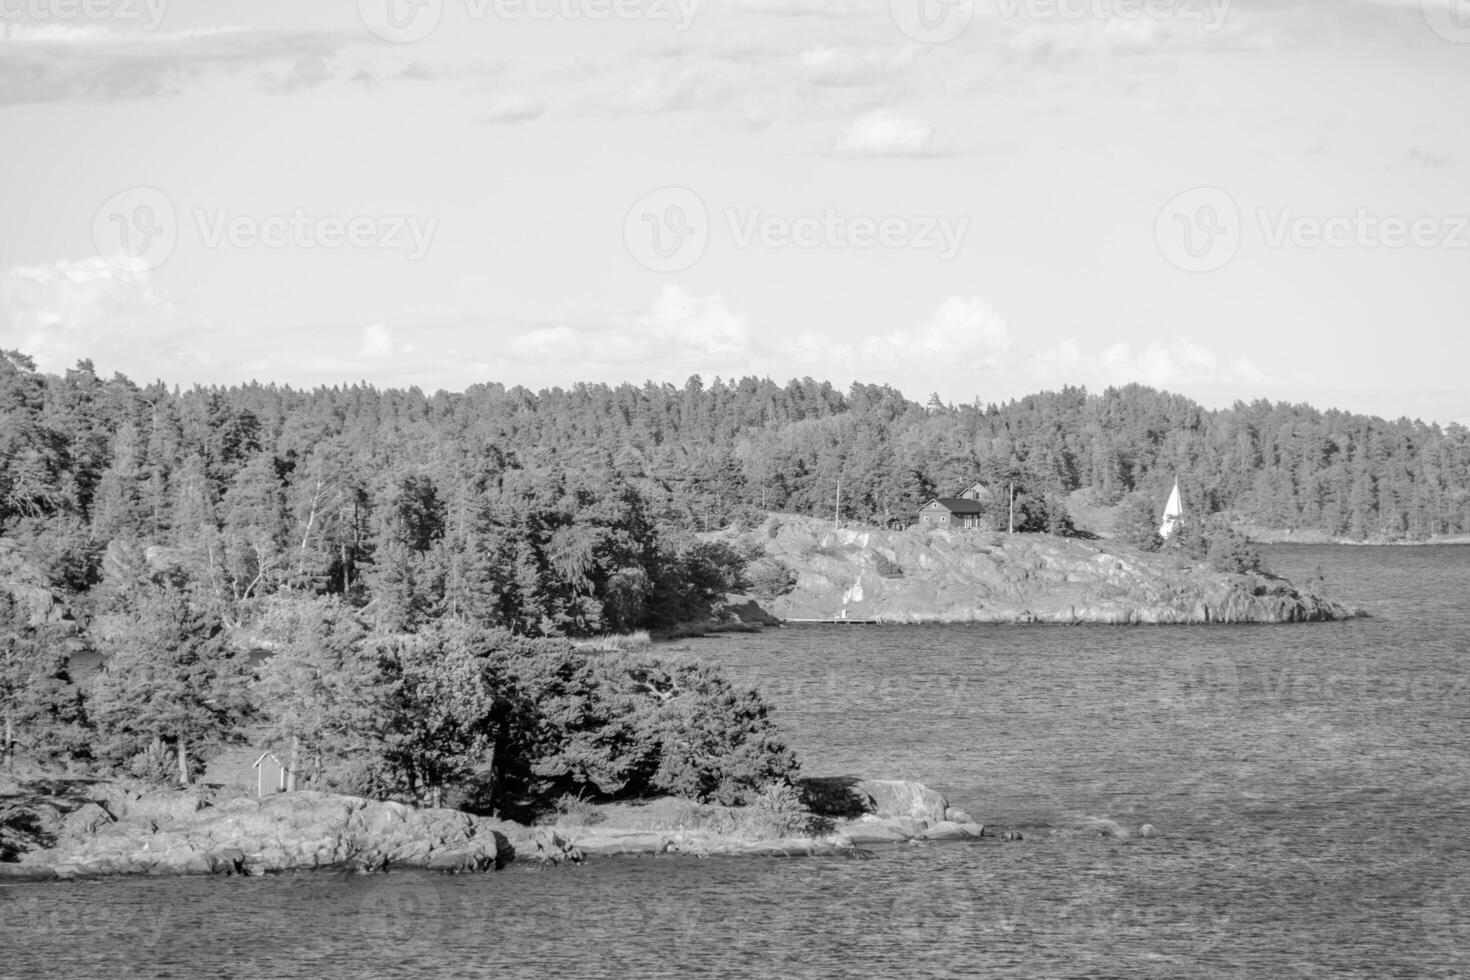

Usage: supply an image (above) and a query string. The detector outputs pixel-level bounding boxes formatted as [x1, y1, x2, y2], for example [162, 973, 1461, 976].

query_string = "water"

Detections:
[4, 545, 1468, 979]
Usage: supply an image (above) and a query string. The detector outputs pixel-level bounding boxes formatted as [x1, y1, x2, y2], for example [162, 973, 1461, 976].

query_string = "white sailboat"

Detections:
[1160, 478, 1183, 539]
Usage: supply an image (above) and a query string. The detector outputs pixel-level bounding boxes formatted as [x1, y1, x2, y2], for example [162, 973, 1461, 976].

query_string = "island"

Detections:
[708, 514, 1360, 627]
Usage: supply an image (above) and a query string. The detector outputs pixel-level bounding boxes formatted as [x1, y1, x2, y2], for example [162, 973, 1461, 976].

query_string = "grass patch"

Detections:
[571, 630, 652, 654]
[547, 787, 830, 840]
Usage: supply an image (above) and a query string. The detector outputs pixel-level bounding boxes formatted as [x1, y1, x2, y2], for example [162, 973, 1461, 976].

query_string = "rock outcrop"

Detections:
[2, 776, 989, 877]
[0, 780, 578, 879]
[715, 515, 1360, 624]
[552, 778, 986, 857]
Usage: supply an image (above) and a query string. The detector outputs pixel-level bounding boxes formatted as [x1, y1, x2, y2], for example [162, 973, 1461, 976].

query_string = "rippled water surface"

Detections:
[4, 545, 1468, 979]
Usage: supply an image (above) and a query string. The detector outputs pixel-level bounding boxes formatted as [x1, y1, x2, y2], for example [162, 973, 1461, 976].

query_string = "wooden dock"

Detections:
[784, 617, 885, 625]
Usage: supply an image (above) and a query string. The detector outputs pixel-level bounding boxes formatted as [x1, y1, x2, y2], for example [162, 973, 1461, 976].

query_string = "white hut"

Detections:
[252, 752, 289, 798]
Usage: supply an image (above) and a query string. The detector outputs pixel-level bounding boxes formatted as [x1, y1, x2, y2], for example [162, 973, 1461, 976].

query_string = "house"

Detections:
[916, 497, 989, 529]
[957, 482, 994, 504]
[253, 752, 290, 798]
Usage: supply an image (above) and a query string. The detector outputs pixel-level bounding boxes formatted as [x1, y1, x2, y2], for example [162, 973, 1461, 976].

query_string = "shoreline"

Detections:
[0, 777, 986, 882]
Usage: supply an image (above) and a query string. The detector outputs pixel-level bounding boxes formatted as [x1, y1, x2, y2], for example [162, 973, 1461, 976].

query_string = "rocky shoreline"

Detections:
[709, 515, 1364, 626]
[0, 777, 984, 880]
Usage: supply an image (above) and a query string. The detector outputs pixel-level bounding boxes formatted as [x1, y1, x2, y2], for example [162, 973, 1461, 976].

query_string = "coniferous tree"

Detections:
[90, 582, 252, 785]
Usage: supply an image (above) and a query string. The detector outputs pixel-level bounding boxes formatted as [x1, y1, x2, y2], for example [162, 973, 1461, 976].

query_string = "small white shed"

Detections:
[252, 752, 289, 798]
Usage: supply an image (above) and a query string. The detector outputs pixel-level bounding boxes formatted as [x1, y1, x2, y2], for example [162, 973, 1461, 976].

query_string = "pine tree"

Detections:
[254, 597, 374, 790]
[90, 583, 252, 785]
[0, 592, 87, 771]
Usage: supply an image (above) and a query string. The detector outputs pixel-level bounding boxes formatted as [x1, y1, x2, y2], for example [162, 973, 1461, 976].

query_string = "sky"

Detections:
[1, 0, 1467, 425]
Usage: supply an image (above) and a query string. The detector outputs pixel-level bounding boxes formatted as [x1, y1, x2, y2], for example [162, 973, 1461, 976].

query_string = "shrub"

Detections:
[1116, 492, 1163, 552]
[1166, 515, 1265, 574]
[746, 557, 798, 598]
[516, 647, 799, 808]
[873, 553, 904, 578]
[1206, 526, 1265, 574]
[797, 775, 870, 819]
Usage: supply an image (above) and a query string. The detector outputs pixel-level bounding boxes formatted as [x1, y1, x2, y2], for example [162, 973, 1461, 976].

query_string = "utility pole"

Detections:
[1009, 481, 1015, 534]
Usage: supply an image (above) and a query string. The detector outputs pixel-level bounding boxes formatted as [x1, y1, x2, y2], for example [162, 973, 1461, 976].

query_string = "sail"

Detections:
[1160, 479, 1183, 539]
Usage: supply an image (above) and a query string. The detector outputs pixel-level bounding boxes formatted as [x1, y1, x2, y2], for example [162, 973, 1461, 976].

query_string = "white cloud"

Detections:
[770, 294, 1269, 403]
[357, 323, 396, 358]
[798, 44, 921, 87]
[0, 23, 342, 105]
[0, 274, 1273, 405]
[507, 286, 752, 378]
[478, 94, 545, 124]
[835, 109, 944, 157]
[854, 295, 1010, 365]
[1023, 335, 1269, 392]
[0, 256, 201, 376]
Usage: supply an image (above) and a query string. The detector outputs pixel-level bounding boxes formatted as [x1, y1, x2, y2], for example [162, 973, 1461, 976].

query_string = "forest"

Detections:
[2, 348, 1467, 808]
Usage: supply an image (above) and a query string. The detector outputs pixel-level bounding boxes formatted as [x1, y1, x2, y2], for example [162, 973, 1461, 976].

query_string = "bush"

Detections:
[1206, 526, 1265, 574]
[519, 650, 799, 807]
[1116, 492, 1163, 552]
[746, 557, 798, 598]
[873, 553, 904, 578]
[797, 775, 870, 819]
[1165, 515, 1265, 574]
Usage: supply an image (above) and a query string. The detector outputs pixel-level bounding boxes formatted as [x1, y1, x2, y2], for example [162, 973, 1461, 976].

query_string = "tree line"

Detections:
[3, 347, 1467, 804]
[5, 347, 1468, 633]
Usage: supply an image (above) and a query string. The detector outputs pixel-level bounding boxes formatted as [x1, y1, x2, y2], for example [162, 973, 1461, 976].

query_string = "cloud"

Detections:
[774, 295, 1268, 403]
[771, 296, 1009, 398]
[0, 256, 205, 378]
[0, 275, 1270, 405]
[1020, 335, 1269, 392]
[618, 66, 734, 113]
[835, 109, 945, 156]
[507, 286, 752, 379]
[0, 24, 342, 105]
[798, 44, 922, 87]
[855, 296, 1010, 365]
[715, 0, 859, 16]
[357, 323, 398, 359]
[1404, 147, 1453, 169]
[477, 94, 545, 124]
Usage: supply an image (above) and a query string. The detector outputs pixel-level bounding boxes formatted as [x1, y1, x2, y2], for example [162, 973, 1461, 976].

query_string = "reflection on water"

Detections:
[4, 545, 1467, 979]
